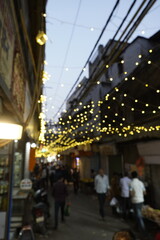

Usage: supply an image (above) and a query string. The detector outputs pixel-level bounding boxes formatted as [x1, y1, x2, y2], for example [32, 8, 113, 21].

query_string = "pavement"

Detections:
[35, 184, 144, 240]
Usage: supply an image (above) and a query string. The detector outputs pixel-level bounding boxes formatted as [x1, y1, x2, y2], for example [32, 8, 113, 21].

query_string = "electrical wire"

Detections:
[51, 0, 82, 111]
[52, 0, 121, 119]
[75, 0, 156, 104]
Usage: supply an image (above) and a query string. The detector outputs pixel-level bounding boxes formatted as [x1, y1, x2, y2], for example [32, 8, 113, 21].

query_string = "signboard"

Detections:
[20, 179, 32, 191]
[0, 1, 15, 88]
[11, 45, 26, 115]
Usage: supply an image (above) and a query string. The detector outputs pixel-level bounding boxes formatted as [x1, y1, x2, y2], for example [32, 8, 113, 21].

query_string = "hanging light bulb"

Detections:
[36, 31, 48, 45]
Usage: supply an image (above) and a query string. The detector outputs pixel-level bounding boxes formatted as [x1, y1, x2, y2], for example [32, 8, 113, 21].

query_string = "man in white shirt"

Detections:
[120, 172, 131, 219]
[130, 171, 146, 234]
[94, 169, 109, 220]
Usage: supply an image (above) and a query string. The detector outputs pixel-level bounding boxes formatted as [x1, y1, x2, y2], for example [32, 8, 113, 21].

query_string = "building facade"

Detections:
[0, 0, 47, 239]
[53, 31, 160, 208]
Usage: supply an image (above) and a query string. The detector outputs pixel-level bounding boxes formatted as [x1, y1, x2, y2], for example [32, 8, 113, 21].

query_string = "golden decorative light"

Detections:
[36, 31, 48, 45]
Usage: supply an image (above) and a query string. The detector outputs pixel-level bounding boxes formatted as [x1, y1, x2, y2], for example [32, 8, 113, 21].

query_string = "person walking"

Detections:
[52, 174, 68, 230]
[120, 172, 131, 219]
[94, 169, 109, 220]
[72, 168, 80, 194]
[110, 172, 121, 216]
[130, 171, 146, 235]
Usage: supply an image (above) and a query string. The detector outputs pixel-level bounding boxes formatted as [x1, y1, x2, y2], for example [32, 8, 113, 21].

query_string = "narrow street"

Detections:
[36, 186, 132, 240]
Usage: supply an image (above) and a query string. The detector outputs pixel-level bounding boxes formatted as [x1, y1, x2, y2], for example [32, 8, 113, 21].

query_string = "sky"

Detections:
[44, 0, 160, 122]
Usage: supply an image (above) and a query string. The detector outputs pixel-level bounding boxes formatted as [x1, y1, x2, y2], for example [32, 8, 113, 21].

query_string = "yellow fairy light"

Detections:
[110, 77, 113, 81]
[135, 99, 138, 102]
[78, 84, 81, 87]
[36, 31, 48, 45]
[125, 78, 128, 81]
[145, 104, 149, 107]
[131, 108, 134, 111]
[153, 110, 156, 114]
[124, 71, 128, 75]
[132, 77, 135, 80]
[135, 62, 139, 66]
[115, 113, 118, 116]
[106, 64, 109, 68]
[149, 49, 153, 53]
[148, 61, 151, 64]
[121, 60, 124, 64]
[124, 93, 127, 97]
[121, 103, 125, 106]
[142, 111, 145, 114]
[113, 97, 116, 100]
[108, 106, 111, 109]
[156, 90, 160, 93]
[145, 84, 148, 87]
[97, 81, 100, 84]
[122, 118, 125, 121]
[138, 55, 142, 58]
[115, 88, 119, 92]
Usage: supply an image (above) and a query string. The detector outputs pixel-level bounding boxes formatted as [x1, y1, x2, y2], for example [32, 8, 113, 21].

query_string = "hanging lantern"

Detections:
[36, 31, 48, 45]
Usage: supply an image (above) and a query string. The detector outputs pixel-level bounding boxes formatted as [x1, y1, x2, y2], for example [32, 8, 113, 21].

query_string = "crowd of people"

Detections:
[94, 169, 154, 240]
[31, 163, 156, 240]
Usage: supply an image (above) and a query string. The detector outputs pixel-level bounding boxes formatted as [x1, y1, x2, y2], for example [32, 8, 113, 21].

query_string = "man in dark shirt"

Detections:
[52, 174, 68, 229]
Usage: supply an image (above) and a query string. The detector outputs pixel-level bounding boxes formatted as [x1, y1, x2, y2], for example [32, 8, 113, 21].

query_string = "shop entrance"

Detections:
[108, 155, 123, 181]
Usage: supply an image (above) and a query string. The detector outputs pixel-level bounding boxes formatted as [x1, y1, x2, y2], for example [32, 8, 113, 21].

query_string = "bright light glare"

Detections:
[31, 143, 37, 148]
[0, 123, 23, 139]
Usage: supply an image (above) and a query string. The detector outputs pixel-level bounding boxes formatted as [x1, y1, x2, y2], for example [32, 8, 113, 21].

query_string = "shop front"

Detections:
[137, 140, 160, 209]
[0, 124, 23, 240]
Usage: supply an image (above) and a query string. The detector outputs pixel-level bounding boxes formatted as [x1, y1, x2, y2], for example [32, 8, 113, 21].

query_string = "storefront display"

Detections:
[0, 150, 9, 212]
[0, 144, 10, 240]
[142, 205, 160, 226]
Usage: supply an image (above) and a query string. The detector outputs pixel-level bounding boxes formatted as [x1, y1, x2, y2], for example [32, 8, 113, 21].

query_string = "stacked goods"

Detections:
[142, 205, 160, 226]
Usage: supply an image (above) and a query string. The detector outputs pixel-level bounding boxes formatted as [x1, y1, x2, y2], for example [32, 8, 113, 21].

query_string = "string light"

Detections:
[36, 31, 48, 45]
[42, 47, 160, 154]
